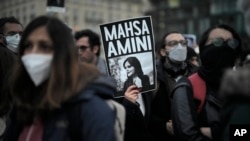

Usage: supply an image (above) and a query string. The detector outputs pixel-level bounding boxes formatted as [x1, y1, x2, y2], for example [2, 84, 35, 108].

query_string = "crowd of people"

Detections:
[0, 7, 250, 141]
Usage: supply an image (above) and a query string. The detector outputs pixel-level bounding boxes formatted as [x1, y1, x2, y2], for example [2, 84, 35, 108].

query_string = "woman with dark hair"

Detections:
[0, 47, 16, 140]
[171, 24, 242, 141]
[3, 16, 115, 141]
[116, 56, 153, 141]
[123, 56, 150, 92]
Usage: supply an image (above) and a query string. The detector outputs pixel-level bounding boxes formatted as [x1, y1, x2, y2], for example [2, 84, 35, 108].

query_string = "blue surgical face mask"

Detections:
[168, 43, 187, 62]
[5, 34, 21, 53]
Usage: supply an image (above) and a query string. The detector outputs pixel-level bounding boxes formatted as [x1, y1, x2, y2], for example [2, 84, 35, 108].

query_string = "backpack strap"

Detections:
[65, 88, 95, 140]
[106, 100, 125, 141]
[171, 76, 192, 98]
[66, 103, 83, 140]
[188, 72, 206, 113]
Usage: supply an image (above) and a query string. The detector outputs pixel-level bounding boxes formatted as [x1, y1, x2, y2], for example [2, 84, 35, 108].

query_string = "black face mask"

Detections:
[199, 43, 237, 89]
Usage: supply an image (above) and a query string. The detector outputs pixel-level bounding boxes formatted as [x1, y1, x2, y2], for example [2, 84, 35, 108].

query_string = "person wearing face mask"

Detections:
[0, 17, 23, 54]
[3, 16, 116, 141]
[171, 24, 242, 141]
[149, 32, 192, 141]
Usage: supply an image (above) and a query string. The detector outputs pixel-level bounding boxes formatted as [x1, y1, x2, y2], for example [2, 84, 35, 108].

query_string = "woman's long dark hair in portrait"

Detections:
[123, 57, 150, 91]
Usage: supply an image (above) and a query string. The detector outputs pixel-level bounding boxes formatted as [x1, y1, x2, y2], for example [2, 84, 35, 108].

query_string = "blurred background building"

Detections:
[0, 0, 150, 33]
[147, 0, 248, 50]
[0, 0, 249, 50]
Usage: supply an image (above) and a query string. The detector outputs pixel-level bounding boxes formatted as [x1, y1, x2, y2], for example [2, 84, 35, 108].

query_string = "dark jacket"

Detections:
[149, 59, 174, 141]
[3, 76, 116, 141]
[116, 91, 153, 141]
[171, 75, 222, 141]
[150, 58, 198, 141]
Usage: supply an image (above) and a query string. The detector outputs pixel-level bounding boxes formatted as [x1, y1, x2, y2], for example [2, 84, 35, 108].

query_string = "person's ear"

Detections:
[92, 45, 99, 55]
[0, 34, 7, 46]
[160, 48, 167, 57]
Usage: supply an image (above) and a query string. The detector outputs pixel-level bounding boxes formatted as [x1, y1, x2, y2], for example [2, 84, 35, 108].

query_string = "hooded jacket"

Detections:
[3, 75, 116, 141]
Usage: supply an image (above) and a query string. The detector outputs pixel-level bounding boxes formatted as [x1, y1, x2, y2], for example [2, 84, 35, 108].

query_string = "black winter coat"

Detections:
[149, 59, 177, 141]
[116, 91, 153, 141]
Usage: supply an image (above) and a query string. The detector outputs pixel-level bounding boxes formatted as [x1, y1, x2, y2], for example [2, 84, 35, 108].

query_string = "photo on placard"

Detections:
[100, 16, 156, 97]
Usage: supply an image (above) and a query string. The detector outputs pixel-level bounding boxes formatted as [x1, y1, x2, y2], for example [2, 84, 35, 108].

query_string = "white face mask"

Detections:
[5, 34, 21, 53]
[21, 54, 53, 86]
[168, 43, 187, 62]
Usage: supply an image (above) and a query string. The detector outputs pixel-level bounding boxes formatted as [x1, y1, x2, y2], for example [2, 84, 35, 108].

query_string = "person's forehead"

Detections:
[165, 33, 185, 41]
[208, 28, 233, 40]
[125, 61, 130, 65]
[76, 36, 89, 46]
[27, 26, 51, 43]
[125, 61, 133, 68]
[4, 23, 23, 34]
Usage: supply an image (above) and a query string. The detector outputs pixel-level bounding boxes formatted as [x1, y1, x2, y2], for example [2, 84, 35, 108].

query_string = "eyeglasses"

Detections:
[78, 45, 90, 52]
[210, 38, 239, 49]
[165, 40, 187, 47]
